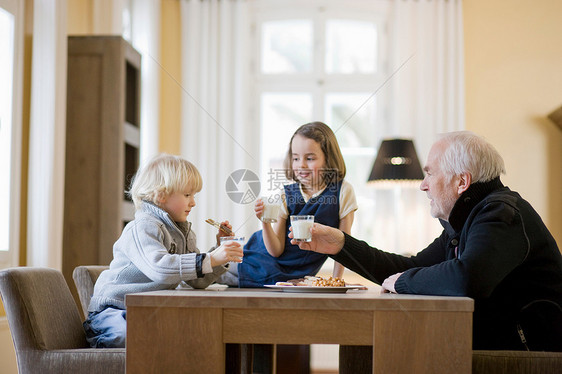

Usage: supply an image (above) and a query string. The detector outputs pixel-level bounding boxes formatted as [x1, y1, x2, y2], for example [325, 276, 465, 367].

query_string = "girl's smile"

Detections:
[291, 134, 326, 194]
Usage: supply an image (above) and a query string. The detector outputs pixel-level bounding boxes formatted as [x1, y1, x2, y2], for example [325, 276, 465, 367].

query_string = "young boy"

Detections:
[84, 154, 243, 348]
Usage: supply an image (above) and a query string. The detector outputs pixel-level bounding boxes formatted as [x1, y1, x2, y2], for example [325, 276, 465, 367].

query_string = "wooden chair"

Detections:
[472, 350, 562, 374]
[339, 346, 562, 374]
[0, 267, 125, 374]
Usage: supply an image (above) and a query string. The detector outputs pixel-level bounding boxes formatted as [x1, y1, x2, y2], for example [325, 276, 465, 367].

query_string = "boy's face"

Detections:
[159, 188, 196, 222]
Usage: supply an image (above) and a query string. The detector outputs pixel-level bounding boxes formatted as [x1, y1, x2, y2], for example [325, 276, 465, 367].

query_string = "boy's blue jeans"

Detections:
[83, 307, 127, 348]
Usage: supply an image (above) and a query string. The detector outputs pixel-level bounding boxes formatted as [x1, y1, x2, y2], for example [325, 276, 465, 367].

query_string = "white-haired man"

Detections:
[293, 131, 562, 352]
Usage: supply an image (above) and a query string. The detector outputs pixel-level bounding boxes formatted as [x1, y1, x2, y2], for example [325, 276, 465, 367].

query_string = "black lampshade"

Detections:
[368, 139, 424, 182]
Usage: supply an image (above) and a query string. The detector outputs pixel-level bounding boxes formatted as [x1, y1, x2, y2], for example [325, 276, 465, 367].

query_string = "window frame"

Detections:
[251, 0, 392, 243]
[0, 0, 22, 269]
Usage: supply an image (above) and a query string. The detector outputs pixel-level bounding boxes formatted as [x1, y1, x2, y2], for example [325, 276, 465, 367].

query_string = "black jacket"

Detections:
[334, 178, 562, 351]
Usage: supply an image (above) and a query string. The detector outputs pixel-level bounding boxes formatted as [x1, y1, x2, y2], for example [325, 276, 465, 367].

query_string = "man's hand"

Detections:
[381, 272, 403, 294]
[289, 223, 345, 255]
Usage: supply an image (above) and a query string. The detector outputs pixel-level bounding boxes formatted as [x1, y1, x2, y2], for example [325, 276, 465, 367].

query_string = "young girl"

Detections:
[220, 121, 357, 287]
[84, 154, 243, 348]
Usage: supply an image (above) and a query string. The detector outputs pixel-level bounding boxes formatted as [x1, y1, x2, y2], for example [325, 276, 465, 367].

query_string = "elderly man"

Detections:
[292, 131, 562, 352]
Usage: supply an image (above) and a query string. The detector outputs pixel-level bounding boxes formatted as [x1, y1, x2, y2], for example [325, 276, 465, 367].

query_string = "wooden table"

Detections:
[126, 288, 473, 374]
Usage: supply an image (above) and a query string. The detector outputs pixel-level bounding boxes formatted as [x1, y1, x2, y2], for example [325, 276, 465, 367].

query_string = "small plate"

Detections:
[264, 285, 363, 293]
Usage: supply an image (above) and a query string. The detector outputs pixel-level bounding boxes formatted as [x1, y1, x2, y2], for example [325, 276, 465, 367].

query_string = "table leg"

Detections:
[127, 306, 224, 373]
[373, 310, 472, 374]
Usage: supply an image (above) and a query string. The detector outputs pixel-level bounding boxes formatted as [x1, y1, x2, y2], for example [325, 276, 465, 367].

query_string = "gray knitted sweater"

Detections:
[88, 202, 227, 312]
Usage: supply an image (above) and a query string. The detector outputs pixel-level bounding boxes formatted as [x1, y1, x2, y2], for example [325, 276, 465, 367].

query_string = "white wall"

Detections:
[464, 0, 562, 244]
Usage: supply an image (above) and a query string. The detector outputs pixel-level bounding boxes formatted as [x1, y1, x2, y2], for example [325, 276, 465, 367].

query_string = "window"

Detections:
[253, 0, 390, 246]
[0, 0, 21, 268]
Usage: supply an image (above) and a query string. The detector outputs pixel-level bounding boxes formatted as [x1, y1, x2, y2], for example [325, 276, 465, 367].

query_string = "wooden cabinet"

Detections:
[63, 36, 141, 302]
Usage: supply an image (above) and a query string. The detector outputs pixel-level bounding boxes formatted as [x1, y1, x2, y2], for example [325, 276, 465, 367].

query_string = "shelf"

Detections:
[63, 36, 142, 306]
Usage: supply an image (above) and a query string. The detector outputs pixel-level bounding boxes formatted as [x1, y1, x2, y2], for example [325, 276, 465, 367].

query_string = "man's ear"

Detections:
[457, 172, 472, 194]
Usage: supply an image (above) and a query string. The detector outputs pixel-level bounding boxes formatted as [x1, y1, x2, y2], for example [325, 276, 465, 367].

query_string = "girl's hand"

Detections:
[254, 198, 265, 220]
[209, 241, 244, 267]
[215, 220, 233, 246]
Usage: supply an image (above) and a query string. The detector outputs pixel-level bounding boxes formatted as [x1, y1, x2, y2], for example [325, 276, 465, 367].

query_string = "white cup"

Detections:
[290, 215, 314, 242]
[261, 200, 281, 223]
[219, 236, 245, 262]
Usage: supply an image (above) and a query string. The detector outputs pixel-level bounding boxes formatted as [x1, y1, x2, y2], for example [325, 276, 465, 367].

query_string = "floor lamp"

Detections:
[368, 139, 424, 254]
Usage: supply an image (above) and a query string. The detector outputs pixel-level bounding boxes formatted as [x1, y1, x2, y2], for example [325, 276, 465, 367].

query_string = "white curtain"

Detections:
[27, 0, 68, 268]
[386, 0, 465, 155]
[368, 0, 465, 254]
[180, 0, 258, 251]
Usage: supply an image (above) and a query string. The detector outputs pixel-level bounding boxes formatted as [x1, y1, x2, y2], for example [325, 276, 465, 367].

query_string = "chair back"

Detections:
[0, 267, 89, 352]
[72, 265, 109, 318]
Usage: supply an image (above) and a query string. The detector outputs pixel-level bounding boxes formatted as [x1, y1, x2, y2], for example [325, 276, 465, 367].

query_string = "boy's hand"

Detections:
[215, 220, 233, 246]
[209, 241, 244, 267]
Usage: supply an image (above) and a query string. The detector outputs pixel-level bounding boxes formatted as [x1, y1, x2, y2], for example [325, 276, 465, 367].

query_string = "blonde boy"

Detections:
[84, 154, 242, 348]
